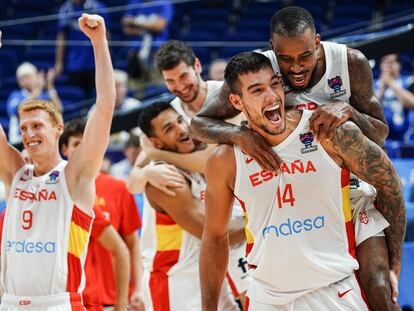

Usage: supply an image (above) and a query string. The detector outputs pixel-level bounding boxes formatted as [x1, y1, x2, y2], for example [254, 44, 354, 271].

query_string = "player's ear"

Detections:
[149, 136, 163, 149]
[229, 93, 243, 112]
[194, 57, 202, 75]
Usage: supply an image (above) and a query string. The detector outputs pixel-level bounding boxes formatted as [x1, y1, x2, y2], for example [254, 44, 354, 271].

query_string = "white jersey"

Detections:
[234, 110, 359, 305]
[1, 161, 93, 298]
[141, 169, 204, 275]
[262, 41, 351, 110]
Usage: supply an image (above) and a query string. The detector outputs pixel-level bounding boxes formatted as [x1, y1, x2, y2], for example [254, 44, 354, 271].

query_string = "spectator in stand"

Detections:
[55, 0, 109, 98]
[208, 59, 227, 81]
[114, 69, 142, 111]
[122, 0, 173, 81]
[375, 53, 414, 140]
[112, 134, 142, 181]
[7, 62, 62, 144]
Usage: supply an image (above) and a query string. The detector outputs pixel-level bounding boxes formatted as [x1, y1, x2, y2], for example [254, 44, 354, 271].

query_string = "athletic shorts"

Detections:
[246, 273, 369, 311]
[141, 268, 239, 311]
[0, 293, 84, 311]
[227, 242, 250, 297]
[350, 180, 389, 246]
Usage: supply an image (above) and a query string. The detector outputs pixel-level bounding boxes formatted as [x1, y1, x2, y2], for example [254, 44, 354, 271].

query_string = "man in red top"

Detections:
[61, 118, 144, 311]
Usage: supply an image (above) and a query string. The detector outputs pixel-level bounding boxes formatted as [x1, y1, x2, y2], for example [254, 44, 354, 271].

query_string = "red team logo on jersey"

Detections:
[328, 75, 347, 99]
[359, 209, 369, 224]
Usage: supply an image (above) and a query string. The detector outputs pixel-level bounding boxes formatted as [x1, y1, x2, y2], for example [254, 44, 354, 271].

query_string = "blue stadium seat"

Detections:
[144, 84, 169, 99]
[56, 86, 86, 104]
[399, 241, 414, 308]
[392, 159, 414, 201]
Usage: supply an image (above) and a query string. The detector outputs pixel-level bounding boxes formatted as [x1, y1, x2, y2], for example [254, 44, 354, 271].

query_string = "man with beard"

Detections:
[135, 101, 245, 311]
[190, 6, 404, 308]
[200, 52, 403, 311]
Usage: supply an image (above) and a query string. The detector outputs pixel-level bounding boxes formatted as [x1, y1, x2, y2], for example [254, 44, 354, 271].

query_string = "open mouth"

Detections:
[264, 103, 281, 124]
[178, 134, 192, 144]
[27, 141, 41, 149]
[289, 72, 307, 87]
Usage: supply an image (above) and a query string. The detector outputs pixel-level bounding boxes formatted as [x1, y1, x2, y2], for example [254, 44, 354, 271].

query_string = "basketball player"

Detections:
[0, 14, 115, 310]
[200, 52, 404, 311]
[128, 40, 249, 307]
[136, 101, 245, 311]
[190, 6, 404, 305]
[60, 119, 144, 311]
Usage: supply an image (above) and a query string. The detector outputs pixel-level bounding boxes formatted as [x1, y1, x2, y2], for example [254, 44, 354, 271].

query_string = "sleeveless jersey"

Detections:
[262, 41, 351, 110]
[141, 169, 205, 275]
[233, 110, 358, 305]
[1, 161, 93, 297]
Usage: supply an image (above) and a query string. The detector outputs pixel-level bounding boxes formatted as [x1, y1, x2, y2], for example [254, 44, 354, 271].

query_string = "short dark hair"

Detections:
[138, 101, 173, 137]
[224, 52, 273, 95]
[60, 118, 86, 148]
[155, 40, 196, 71]
[270, 6, 316, 37]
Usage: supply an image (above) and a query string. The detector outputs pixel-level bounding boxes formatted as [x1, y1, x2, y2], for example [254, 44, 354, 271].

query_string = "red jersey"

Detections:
[84, 173, 141, 307]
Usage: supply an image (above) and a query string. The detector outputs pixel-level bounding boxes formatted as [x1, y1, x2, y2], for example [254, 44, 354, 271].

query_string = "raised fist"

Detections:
[78, 13, 106, 43]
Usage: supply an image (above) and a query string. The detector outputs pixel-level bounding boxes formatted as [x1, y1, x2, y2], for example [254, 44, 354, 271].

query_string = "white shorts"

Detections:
[246, 274, 369, 311]
[227, 242, 250, 297]
[141, 268, 239, 311]
[0, 293, 84, 311]
[350, 180, 389, 246]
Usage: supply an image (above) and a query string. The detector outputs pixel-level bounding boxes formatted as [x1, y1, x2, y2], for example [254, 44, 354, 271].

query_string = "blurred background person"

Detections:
[55, 0, 109, 98]
[208, 58, 227, 81]
[112, 134, 142, 181]
[375, 53, 414, 140]
[7, 62, 61, 144]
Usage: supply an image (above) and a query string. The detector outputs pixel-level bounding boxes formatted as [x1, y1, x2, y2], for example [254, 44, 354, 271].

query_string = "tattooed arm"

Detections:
[347, 48, 389, 146]
[326, 122, 405, 278]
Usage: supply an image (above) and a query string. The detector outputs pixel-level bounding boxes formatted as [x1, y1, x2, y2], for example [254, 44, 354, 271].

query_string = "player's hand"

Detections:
[236, 125, 281, 172]
[309, 101, 352, 142]
[389, 269, 399, 304]
[78, 13, 106, 43]
[128, 290, 145, 311]
[146, 163, 186, 196]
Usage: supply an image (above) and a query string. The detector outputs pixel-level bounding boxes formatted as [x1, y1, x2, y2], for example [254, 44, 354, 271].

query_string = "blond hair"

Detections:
[18, 100, 63, 127]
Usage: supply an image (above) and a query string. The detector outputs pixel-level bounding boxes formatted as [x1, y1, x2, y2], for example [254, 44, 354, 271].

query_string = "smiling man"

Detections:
[0, 14, 115, 310]
[200, 52, 404, 311]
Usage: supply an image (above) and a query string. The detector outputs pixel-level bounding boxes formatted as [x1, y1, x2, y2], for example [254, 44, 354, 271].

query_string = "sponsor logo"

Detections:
[6, 239, 56, 254]
[359, 209, 369, 224]
[14, 188, 57, 202]
[262, 215, 325, 238]
[249, 160, 317, 187]
[45, 170, 60, 184]
[299, 132, 318, 154]
[338, 289, 352, 298]
[328, 75, 347, 99]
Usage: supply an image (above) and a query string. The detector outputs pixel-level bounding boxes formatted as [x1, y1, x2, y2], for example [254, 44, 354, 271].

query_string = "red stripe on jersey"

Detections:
[245, 296, 250, 311]
[345, 220, 356, 259]
[66, 252, 82, 292]
[246, 243, 253, 257]
[235, 196, 247, 212]
[155, 211, 176, 225]
[341, 168, 350, 188]
[72, 205, 93, 232]
[150, 271, 171, 311]
[153, 250, 180, 274]
[69, 293, 84, 310]
[225, 272, 240, 298]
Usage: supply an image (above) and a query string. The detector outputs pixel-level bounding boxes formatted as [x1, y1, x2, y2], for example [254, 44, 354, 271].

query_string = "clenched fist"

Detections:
[78, 13, 106, 44]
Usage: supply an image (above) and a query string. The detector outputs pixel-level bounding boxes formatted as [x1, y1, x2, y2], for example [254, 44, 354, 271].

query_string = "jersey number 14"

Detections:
[276, 184, 295, 209]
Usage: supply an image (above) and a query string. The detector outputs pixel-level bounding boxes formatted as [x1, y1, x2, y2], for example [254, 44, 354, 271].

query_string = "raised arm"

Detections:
[0, 124, 25, 196]
[328, 121, 405, 279]
[66, 14, 115, 213]
[190, 83, 281, 172]
[200, 145, 237, 311]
